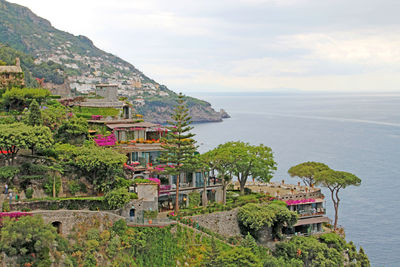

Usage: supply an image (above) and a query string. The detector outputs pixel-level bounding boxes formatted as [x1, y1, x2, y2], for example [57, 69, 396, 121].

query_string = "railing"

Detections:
[297, 208, 326, 217]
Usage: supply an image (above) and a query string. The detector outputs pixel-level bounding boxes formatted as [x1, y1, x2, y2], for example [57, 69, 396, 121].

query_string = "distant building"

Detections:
[0, 58, 24, 89]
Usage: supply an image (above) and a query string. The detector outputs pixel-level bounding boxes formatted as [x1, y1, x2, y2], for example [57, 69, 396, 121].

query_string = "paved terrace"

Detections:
[234, 181, 324, 200]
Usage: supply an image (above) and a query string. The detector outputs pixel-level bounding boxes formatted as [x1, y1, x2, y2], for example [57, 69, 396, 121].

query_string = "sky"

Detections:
[9, 0, 400, 93]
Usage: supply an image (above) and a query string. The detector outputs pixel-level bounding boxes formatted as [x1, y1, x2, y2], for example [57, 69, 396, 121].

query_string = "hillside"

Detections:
[0, 0, 228, 122]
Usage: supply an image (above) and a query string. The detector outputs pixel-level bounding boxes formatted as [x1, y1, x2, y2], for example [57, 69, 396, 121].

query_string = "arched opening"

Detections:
[129, 208, 136, 222]
[52, 221, 62, 234]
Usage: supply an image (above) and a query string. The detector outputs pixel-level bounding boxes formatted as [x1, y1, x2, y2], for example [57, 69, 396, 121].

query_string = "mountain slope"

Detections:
[0, 0, 228, 122]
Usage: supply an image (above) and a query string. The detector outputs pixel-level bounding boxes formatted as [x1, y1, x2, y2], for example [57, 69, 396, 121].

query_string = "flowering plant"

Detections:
[285, 198, 316, 206]
[94, 133, 116, 146]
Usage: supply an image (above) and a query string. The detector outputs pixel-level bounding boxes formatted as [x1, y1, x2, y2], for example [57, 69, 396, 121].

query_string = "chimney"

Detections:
[15, 57, 20, 68]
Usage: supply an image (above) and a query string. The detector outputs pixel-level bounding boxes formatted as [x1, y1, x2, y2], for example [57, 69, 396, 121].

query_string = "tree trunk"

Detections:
[175, 172, 180, 214]
[239, 175, 247, 195]
[330, 188, 339, 230]
[222, 184, 227, 204]
[202, 172, 208, 206]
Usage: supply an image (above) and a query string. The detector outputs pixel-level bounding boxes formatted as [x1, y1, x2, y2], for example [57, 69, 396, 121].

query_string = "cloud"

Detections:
[8, 0, 400, 92]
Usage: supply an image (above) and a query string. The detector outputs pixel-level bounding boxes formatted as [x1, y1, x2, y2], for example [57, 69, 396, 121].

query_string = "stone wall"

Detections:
[31, 210, 125, 235]
[189, 208, 241, 237]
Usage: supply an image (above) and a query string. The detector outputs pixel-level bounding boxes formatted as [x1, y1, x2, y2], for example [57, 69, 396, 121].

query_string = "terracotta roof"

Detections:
[0, 65, 23, 73]
[294, 216, 330, 227]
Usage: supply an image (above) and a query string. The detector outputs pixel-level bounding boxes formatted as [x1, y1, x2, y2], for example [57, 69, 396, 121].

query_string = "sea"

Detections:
[191, 93, 400, 267]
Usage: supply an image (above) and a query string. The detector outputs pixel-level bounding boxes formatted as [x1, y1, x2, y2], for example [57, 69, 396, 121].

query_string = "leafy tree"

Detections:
[104, 188, 131, 209]
[0, 215, 61, 266]
[2, 87, 50, 110]
[274, 236, 343, 267]
[214, 246, 260, 267]
[237, 202, 298, 240]
[72, 145, 127, 192]
[288, 161, 330, 187]
[212, 141, 276, 195]
[55, 116, 88, 144]
[26, 125, 53, 155]
[26, 99, 42, 126]
[159, 92, 198, 213]
[357, 247, 370, 267]
[0, 123, 30, 164]
[201, 144, 236, 204]
[315, 169, 361, 230]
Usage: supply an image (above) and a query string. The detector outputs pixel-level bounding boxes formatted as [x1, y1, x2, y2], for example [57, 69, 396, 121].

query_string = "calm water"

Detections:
[191, 93, 400, 267]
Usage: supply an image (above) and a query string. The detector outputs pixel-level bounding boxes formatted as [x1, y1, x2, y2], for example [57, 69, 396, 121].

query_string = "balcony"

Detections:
[297, 208, 326, 218]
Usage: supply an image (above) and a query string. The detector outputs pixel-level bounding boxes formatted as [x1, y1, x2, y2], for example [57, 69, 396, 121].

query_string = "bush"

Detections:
[0, 166, 20, 182]
[104, 188, 131, 209]
[2, 201, 10, 212]
[144, 210, 158, 219]
[68, 180, 81, 196]
[188, 191, 201, 208]
[43, 175, 61, 197]
[25, 188, 34, 199]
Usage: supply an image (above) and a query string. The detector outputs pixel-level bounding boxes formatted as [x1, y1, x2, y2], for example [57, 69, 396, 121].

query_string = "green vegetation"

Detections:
[55, 116, 88, 144]
[0, 44, 65, 86]
[72, 106, 120, 119]
[104, 188, 131, 209]
[315, 169, 361, 230]
[26, 99, 42, 126]
[288, 161, 330, 186]
[237, 202, 298, 240]
[0, 215, 63, 266]
[160, 93, 198, 213]
[0, 215, 370, 266]
[2, 87, 51, 110]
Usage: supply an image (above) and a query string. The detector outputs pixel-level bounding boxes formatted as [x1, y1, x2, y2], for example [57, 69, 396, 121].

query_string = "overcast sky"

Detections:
[9, 0, 400, 93]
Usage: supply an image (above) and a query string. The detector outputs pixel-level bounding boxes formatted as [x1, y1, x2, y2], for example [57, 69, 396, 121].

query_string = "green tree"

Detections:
[104, 188, 131, 209]
[201, 144, 236, 204]
[214, 246, 261, 267]
[2, 87, 50, 110]
[213, 141, 276, 195]
[159, 93, 198, 213]
[27, 125, 53, 155]
[288, 161, 330, 187]
[315, 169, 361, 230]
[0, 215, 60, 266]
[73, 145, 127, 192]
[357, 247, 370, 267]
[237, 202, 298, 240]
[274, 236, 343, 266]
[0, 123, 30, 164]
[55, 116, 88, 144]
[26, 98, 42, 126]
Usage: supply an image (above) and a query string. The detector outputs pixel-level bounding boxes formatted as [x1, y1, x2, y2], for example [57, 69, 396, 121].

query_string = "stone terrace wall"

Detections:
[31, 210, 125, 235]
[189, 208, 241, 237]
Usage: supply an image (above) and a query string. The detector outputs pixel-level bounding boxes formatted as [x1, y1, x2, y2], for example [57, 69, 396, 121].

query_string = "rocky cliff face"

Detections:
[141, 104, 228, 124]
[0, 0, 229, 123]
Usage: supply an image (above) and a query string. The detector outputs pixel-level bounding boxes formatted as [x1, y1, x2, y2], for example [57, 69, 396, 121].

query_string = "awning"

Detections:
[294, 216, 330, 227]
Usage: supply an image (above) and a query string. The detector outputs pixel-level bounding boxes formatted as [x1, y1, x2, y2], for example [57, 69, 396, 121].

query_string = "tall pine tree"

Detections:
[160, 93, 197, 214]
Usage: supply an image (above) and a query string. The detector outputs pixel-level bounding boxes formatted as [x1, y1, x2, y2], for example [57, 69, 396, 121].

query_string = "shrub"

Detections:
[144, 210, 158, 219]
[68, 180, 81, 196]
[25, 188, 34, 199]
[104, 188, 131, 209]
[2, 201, 10, 212]
[0, 166, 20, 182]
[43, 175, 61, 197]
[188, 191, 201, 208]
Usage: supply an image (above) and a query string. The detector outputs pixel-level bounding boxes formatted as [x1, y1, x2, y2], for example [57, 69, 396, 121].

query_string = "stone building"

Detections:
[0, 58, 24, 89]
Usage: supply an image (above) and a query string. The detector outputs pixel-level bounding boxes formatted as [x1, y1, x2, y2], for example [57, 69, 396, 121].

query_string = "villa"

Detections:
[82, 84, 224, 211]
[237, 181, 330, 236]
